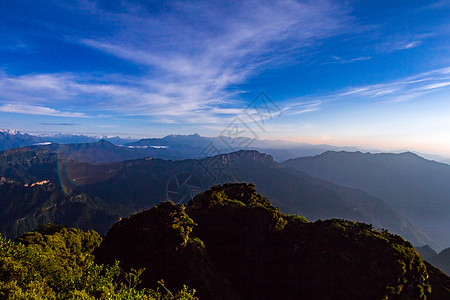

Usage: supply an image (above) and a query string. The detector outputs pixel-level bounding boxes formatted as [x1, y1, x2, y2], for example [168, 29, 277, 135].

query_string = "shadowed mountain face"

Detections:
[0, 147, 435, 249]
[0, 179, 121, 238]
[283, 151, 450, 250]
[95, 183, 450, 300]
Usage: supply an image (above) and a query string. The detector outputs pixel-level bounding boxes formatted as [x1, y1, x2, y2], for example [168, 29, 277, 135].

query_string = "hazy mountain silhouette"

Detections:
[430, 248, 450, 276]
[416, 245, 450, 276]
[283, 151, 450, 250]
[416, 245, 439, 261]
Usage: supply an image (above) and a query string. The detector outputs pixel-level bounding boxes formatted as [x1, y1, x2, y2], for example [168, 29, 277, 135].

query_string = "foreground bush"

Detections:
[0, 225, 196, 299]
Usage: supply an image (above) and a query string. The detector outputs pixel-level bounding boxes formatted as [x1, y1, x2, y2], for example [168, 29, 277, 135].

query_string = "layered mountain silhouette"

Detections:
[0, 129, 366, 162]
[416, 246, 450, 276]
[416, 245, 439, 261]
[0, 146, 436, 250]
[0, 128, 135, 151]
[94, 183, 450, 299]
[27, 140, 157, 164]
[431, 248, 450, 276]
[283, 151, 450, 250]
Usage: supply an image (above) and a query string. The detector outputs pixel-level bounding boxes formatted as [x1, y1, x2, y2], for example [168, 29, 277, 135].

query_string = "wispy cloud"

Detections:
[283, 100, 322, 116]
[0, 104, 87, 118]
[377, 37, 426, 53]
[326, 56, 372, 64]
[39, 122, 78, 126]
[402, 41, 422, 49]
[322, 66, 450, 103]
[282, 66, 450, 111]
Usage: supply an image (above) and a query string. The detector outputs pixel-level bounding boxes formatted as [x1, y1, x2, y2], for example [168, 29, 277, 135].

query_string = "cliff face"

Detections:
[93, 183, 448, 299]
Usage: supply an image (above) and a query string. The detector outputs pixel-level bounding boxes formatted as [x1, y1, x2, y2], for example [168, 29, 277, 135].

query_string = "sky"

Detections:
[0, 0, 450, 156]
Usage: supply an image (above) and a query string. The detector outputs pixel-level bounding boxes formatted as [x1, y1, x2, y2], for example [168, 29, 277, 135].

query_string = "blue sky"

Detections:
[1, 0, 450, 156]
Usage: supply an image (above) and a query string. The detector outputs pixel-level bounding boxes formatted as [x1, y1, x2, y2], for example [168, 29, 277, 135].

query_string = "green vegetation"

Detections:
[0, 225, 196, 299]
[190, 183, 272, 208]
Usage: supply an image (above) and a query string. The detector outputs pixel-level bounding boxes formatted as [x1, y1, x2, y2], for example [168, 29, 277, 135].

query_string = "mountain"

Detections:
[416, 245, 439, 261]
[0, 128, 137, 152]
[75, 150, 437, 249]
[0, 129, 41, 151]
[283, 151, 450, 250]
[38, 133, 137, 145]
[28, 140, 154, 164]
[3, 129, 450, 164]
[127, 133, 363, 161]
[416, 245, 450, 276]
[0, 177, 123, 238]
[430, 248, 450, 276]
[3, 139, 195, 165]
[95, 183, 450, 299]
[0, 147, 435, 249]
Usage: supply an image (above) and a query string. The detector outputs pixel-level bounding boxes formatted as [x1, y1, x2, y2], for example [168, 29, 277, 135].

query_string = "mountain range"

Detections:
[0, 144, 438, 251]
[1, 137, 449, 279]
[0, 129, 136, 152]
[0, 129, 387, 162]
[3, 129, 450, 164]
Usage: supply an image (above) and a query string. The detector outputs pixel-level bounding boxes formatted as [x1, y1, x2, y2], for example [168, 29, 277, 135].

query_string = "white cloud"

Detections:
[402, 41, 422, 49]
[420, 82, 450, 90]
[334, 67, 450, 101]
[282, 100, 322, 116]
[326, 56, 372, 64]
[0, 104, 87, 117]
[282, 66, 450, 108]
[377, 38, 424, 53]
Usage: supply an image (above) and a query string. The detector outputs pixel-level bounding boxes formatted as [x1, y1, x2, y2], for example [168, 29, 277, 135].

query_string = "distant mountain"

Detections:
[431, 248, 450, 276]
[28, 140, 154, 164]
[127, 133, 363, 161]
[3, 129, 450, 164]
[94, 183, 449, 299]
[1, 139, 201, 164]
[283, 151, 450, 250]
[416, 245, 439, 261]
[0, 128, 137, 151]
[0, 147, 436, 249]
[416, 245, 450, 276]
[39, 133, 137, 145]
[0, 129, 41, 151]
